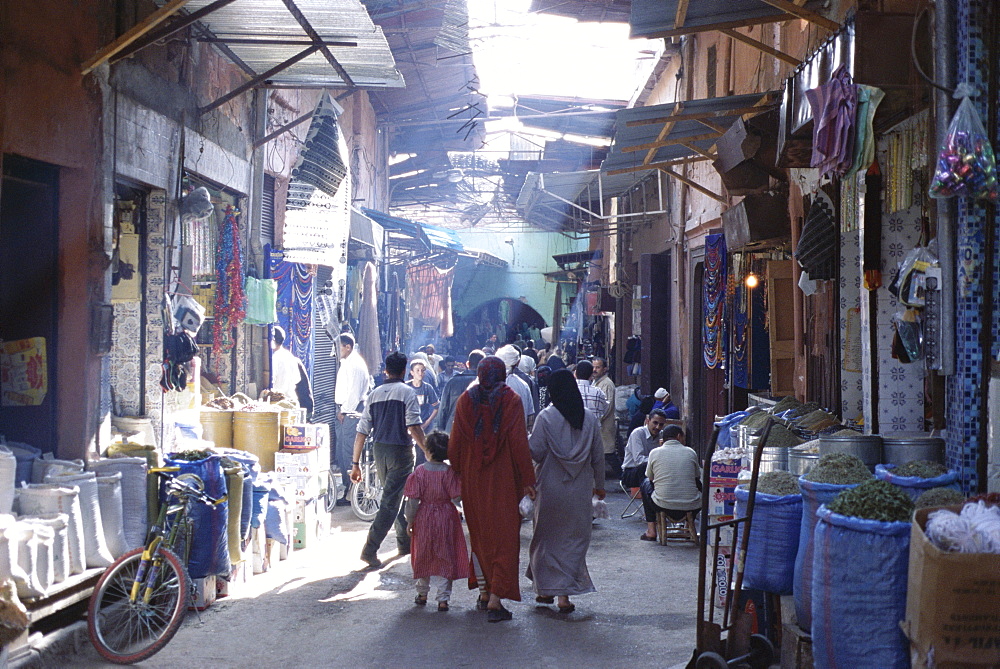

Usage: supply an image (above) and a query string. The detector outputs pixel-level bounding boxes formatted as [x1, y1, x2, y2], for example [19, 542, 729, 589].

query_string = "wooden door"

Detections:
[767, 260, 795, 396]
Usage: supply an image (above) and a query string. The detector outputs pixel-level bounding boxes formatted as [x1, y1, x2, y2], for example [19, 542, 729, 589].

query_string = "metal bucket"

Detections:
[743, 425, 789, 473]
[789, 445, 821, 476]
[881, 433, 945, 466]
[819, 433, 883, 471]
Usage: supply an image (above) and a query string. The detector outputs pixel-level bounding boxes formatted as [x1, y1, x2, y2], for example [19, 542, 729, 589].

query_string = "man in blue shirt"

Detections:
[352, 352, 426, 570]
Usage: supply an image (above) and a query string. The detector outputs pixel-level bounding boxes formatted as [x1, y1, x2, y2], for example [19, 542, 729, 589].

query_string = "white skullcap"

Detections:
[496, 344, 520, 370]
[518, 355, 536, 374]
[654, 387, 668, 399]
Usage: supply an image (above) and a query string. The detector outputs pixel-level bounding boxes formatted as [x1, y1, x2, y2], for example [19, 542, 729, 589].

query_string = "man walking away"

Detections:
[335, 333, 370, 505]
[352, 351, 425, 569]
[591, 357, 618, 477]
[574, 360, 609, 421]
[436, 350, 484, 432]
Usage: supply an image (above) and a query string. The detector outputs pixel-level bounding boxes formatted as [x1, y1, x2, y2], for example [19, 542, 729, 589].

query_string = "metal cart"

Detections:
[691, 418, 778, 669]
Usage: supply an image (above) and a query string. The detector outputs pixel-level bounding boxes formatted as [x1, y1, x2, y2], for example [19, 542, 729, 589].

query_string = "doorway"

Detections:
[689, 257, 727, 458]
[639, 251, 671, 394]
[0, 155, 60, 452]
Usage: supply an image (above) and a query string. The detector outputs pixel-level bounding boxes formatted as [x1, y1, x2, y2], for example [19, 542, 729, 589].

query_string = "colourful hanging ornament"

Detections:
[212, 205, 246, 362]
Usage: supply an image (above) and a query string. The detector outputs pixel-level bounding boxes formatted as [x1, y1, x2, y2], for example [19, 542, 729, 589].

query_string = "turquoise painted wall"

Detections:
[452, 228, 586, 324]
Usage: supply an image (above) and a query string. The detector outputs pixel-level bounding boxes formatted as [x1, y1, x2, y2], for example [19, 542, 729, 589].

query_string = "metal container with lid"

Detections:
[881, 433, 945, 466]
[818, 433, 883, 471]
[789, 443, 821, 476]
[741, 424, 790, 473]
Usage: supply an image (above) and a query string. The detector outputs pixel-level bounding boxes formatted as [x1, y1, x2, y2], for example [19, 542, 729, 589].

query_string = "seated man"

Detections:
[639, 426, 702, 542]
[621, 409, 668, 489]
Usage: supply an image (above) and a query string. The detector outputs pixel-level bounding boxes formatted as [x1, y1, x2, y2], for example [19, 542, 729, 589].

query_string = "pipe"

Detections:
[935, 0, 956, 376]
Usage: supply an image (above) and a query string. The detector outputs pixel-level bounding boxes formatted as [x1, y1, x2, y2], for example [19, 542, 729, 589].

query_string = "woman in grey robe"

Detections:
[526, 368, 606, 613]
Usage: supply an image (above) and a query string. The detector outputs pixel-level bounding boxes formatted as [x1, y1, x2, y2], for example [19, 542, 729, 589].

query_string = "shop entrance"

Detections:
[639, 251, 671, 394]
[0, 155, 60, 451]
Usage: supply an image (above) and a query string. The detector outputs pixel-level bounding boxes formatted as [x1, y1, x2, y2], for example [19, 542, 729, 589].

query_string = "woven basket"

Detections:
[233, 411, 282, 471]
[200, 410, 234, 450]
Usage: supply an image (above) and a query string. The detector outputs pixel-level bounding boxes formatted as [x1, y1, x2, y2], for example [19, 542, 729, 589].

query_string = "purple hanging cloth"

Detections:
[805, 65, 858, 178]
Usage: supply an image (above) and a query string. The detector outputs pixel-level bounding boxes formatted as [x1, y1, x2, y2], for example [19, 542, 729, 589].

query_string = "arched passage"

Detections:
[453, 298, 547, 354]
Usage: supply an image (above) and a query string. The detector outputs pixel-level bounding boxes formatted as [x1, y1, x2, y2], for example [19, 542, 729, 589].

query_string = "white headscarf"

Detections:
[517, 355, 536, 375]
[495, 344, 520, 374]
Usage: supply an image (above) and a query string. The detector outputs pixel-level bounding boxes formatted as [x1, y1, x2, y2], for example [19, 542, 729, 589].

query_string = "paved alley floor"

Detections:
[65, 485, 701, 668]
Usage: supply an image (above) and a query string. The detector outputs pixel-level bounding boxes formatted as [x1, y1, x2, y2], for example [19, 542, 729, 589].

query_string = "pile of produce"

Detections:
[828, 479, 914, 522]
[771, 396, 803, 414]
[741, 471, 801, 496]
[784, 402, 821, 420]
[796, 410, 840, 432]
[915, 487, 966, 509]
[828, 428, 863, 437]
[761, 424, 804, 449]
[170, 448, 214, 462]
[739, 410, 775, 430]
[804, 453, 872, 484]
[893, 460, 948, 478]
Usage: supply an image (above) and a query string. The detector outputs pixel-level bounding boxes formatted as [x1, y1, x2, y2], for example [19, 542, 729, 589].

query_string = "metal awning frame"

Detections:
[641, 0, 839, 40]
[82, 0, 378, 113]
[527, 171, 668, 225]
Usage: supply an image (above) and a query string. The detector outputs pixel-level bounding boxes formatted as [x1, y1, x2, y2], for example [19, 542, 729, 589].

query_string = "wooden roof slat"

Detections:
[657, 166, 727, 203]
[696, 119, 728, 133]
[624, 130, 722, 154]
[678, 141, 718, 160]
[755, 0, 839, 31]
[625, 105, 770, 128]
[674, 0, 690, 30]
[720, 27, 802, 66]
[81, 0, 192, 74]
[642, 102, 683, 166]
[605, 156, 713, 176]
[641, 13, 795, 39]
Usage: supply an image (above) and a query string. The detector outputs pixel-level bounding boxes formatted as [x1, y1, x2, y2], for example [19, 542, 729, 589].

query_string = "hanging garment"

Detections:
[406, 264, 456, 337]
[805, 65, 858, 178]
[357, 262, 382, 373]
[848, 85, 886, 175]
[795, 191, 838, 280]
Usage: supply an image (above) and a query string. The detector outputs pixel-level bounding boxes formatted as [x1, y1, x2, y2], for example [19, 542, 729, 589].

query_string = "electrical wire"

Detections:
[912, 3, 954, 95]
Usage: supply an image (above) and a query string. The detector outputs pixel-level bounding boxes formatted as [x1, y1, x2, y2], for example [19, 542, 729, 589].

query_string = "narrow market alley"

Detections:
[63, 489, 700, 669]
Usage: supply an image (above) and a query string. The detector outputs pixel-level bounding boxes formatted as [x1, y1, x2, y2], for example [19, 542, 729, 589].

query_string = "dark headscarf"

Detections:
[546, 355, 566, 372]
[546, 369, 585, 430]
[535, 365, 552, 387]
[466, 356, 507, 437]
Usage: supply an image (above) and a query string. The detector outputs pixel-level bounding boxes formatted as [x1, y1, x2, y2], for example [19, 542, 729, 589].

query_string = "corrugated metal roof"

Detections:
[630, 0, 831, 39]
[160, 0, 403, 88]
[601, 92, 778, 175]
[515, 170, 649, 229]
[529, 0, 631, 23]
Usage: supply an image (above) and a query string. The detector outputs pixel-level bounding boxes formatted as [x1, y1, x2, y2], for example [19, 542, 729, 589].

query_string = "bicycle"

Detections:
[350, 437, 382, 522]
[87, 467, 226, 665]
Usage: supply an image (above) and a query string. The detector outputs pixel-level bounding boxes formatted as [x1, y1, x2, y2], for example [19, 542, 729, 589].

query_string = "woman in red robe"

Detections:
[449, 356, 536, 622]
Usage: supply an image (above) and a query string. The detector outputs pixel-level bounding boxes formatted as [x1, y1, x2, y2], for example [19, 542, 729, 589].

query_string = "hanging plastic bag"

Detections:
[892, 309, 922, 363]
[592, 495, 609, 520]
[171, 293, 206, 335]
[518, 495, 534, 519]
[244, 277, 277, 325]
[929, 85, 999, 201]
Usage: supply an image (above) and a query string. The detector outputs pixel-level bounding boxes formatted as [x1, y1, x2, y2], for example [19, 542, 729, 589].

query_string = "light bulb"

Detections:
[745, 273, 759, 288]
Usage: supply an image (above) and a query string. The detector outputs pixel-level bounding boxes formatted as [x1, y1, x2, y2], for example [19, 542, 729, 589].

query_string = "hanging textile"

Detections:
[805, 65, 857, 179]
[406, 263, 455, 337]
[356, 262, 381, 372]
[269, 252, 314, 376]
[703, 234, 727, 369]
[731, 253, 772, 390]
[795, 190, 838, 280]
[211, 206, 246, 361]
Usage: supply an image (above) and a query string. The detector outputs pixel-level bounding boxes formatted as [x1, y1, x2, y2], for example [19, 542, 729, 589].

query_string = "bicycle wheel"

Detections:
[323, 469, 338, 514]
[88, 546, 190, 665]
[350, 463, 382, 522]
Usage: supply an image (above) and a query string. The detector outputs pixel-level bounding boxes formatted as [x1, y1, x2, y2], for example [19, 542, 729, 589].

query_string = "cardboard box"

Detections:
[283, 423, 329, 451]
[275, 472, 321, 499]
[708, 458, 745, 516]
[903, 505, 1000, 668]
[274, 448, 320, 476]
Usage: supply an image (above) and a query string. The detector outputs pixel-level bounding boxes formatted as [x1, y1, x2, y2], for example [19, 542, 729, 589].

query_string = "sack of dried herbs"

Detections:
[827, 479, 914, 522]
[876, 463, 959, 502]
[793, 462, 872, 632]
[914, 486, 966, 509]
[734, 472, 802, 594]
[812, 502, 911, 669]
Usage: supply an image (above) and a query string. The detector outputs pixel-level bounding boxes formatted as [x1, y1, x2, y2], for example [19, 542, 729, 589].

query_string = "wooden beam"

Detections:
[605, 155, 713, 176]
[81, 0, 192, 75]
[678, 141, 717, 160]
[642, 13, 794, 39]
[657, 167, 728, 204]
[623, 130, 722, 154]
[720, 28, 802, 66]
[626, 105, 772, 128]
[111, 0, 238, 64]
[696, 119, 727, 133]
[674, 0, 690, 29]
[642, 102, 683, 166]
[755, 0, 839, 31]
[199, 45, 320, 114]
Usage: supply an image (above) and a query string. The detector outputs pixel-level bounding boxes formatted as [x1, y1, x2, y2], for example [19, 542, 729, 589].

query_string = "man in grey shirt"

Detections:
[639, 426, 701, 541]
[620, 408, 667, 489]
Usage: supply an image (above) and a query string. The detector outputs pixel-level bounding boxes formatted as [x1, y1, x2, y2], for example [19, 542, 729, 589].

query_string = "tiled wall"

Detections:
[947, 0, 989, 493]
[839, 183, 864, 421]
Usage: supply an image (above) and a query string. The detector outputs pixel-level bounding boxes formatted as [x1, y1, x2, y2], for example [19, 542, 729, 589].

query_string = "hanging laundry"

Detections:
[805, 65, 858, 178]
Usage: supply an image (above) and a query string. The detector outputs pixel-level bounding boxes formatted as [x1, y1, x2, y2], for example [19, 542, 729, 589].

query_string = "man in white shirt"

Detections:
[639, 426, 702, 541]
[620, 409, 667, 489]
[495, 344, 536, 427]
[334, 333, 371, 503]
[574, 360, 609, 420]
[270, 326, 302, 399]
[591, 357, 618, 476]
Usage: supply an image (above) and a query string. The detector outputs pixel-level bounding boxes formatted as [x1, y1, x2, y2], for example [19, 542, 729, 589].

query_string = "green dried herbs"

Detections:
[914, 487, 966, 509]
[828, 479, 914, 522]
[830, 428, 863, 437]
[762, 424, 804, 449]
[169, 449, 213, 462]
[741, 471, 801, 496]
[784, 402, 821, 420]
[739, 410, 773, 429]
[893, 460, 948, 479]
[804, 452, 873, 484]
[771, 396, 803, 414]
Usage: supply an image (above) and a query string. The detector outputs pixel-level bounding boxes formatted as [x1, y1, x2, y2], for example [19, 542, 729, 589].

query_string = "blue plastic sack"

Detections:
[265, 486, 290, 545]
[5, 441, 41, 486]
[811, 505, 910, 669]
[715, 411, 748, 450]
[163, 453, 230, 579]
[793, 476, 867, 631]
[735, 486, 803, 594]
[874, 464, 960, 501]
